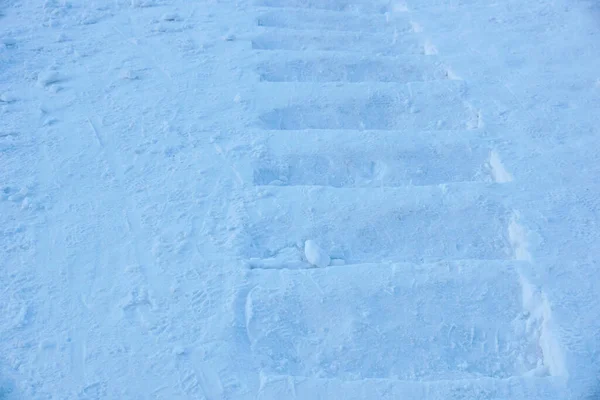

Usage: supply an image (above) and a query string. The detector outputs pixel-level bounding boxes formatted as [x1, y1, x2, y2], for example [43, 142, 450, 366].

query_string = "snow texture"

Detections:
[1, 0, 599, 398]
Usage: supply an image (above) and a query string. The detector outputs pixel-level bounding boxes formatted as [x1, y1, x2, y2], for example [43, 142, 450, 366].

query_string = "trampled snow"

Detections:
[1, 0, 599, 398]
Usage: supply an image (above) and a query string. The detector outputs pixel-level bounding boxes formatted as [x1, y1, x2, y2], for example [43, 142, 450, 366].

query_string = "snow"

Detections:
[489, 150, 513, 183]
[1, 36, 16, 47]
[0, 92, 17, 103]
[304, 239, 330, 267]
[161, 12, 181, 22]
[36, 70, 62, 87]
[1, 0, 599, 398]
[119, 68, 140, 80]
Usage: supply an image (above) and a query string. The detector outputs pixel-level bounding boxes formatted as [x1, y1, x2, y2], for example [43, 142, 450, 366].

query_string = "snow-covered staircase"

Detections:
[231, 0, 568, 398]
[247, 261, 541, 379]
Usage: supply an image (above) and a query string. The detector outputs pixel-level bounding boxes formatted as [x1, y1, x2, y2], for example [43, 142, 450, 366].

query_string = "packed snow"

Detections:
[1, 0, 600, 398]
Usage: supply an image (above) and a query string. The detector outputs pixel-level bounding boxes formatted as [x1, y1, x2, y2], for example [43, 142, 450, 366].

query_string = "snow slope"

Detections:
[1, 0, 599, 398]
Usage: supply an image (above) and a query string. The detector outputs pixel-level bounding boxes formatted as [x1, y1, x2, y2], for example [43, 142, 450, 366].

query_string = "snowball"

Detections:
[304, 240, 330, 268]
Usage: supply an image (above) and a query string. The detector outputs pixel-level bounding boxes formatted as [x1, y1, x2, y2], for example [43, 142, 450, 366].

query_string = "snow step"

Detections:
[253, 0, 393, 14]
[240, 183, 513, 263]
[250, 81, 480, 131]
[257, 375, 566, 400]
[245, 260, 550, 381]
[250, 48, 436, 60]
[255, 8, 409, 32]
[251, 28, 422, 55]
[249, 129, 505, 187]
[407, 0, 490, 11]
[254, 53, 452, 82]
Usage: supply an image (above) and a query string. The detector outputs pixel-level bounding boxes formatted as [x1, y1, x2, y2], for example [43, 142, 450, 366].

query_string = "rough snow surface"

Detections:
[1, 0, 599, 398]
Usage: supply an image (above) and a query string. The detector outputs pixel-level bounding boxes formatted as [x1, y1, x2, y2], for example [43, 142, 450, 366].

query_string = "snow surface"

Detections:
[1, 0, 599, 398]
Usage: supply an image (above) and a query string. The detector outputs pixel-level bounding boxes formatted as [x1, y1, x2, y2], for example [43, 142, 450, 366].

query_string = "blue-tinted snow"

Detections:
[0, 0, 598, 398]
